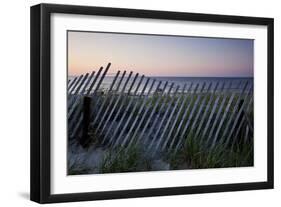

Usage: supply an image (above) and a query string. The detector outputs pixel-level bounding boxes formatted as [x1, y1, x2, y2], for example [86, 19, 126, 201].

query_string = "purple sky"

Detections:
[68, 31, 253, 77]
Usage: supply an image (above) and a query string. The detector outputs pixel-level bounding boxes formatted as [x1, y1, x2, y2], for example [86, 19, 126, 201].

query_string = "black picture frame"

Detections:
[30, 3, 274, 204]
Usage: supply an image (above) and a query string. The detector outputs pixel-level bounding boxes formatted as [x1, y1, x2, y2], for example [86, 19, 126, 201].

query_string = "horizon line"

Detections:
[68, 74, 253, 78]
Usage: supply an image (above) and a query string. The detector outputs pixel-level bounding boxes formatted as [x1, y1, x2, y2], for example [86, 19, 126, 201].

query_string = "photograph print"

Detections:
[67, 31, 254, 175]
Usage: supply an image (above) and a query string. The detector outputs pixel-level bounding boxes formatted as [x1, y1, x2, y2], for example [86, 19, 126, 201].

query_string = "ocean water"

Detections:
[69, 75, 253, 94]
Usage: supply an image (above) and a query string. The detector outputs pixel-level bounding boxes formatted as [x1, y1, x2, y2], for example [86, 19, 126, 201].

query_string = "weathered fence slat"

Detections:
[204, 82, 236, 146]
[107, 74, 144, 146]
[189, 83, 213, 131]
[121, 79, 158, 148]
[70, 64, 110, 139]
[84, 63, 112, 121]
[143, 83, 176, 146]
[68, 71, 98, 117]
[111, 76, 147, 147]
[68, 77, 77, 90]
[184, 82, 213, 141]
[223, 84, 252, 148]
[103, 73, 139, 144]
[75, 73, 89, 95]
[161, 83, 193, 151]
[95, 71, 126, 133]
[91, 63, 111, 95]
[68, 74, 85, 109]
[81, 71, 95, 94]
[199, 82, 232, 145]
[90, 71, 121, 128]
[194, 81, 221, 141]
[79, 96, 92, 147]
[133, 81, 168, 146]
[85, 67, 103, 96]
[68, 73, 93, 118]
[113, 78, 151, 147]
[244, 126, 250, 144]
[148, 85, 180, 152]
[99, 71, 133, 135]
[174, 82, 208, 152]
[69, 74, 83, 94]
[218, 81, 249, 146]
[155, 84, 186, 151]
[99, 71, 134, 143]
[68, 68, 103, 129]
[209, 93, 236, 148]
[68, 73, 89, 110]
[68, 71, 99, 128]
[72, 65, 112, 140]
[141, 82, 173, 146]
[230, 90, 253, 146]
[168, 83, 200, 151]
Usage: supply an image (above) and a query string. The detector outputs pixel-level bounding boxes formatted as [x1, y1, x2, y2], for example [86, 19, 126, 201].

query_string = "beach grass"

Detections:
[167, 131, 253, 170]
[69, 89, 253, 174]
[99, 145, 152, 174]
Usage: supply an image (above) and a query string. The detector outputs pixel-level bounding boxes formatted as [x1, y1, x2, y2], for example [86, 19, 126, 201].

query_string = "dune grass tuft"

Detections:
[99, 145, 152, 173]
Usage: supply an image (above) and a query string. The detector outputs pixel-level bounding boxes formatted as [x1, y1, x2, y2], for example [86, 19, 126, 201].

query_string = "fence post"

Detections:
[79, 96, 92, 147]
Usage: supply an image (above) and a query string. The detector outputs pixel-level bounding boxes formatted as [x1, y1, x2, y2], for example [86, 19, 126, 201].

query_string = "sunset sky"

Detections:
[68, 31, 253, 77]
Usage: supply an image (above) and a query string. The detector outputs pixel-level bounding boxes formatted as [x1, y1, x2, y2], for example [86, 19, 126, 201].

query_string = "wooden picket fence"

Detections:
[68, 63, 253, 154]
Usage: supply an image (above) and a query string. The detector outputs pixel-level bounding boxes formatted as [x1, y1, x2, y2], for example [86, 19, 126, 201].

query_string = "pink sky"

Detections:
[68, 31, 253, 77]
